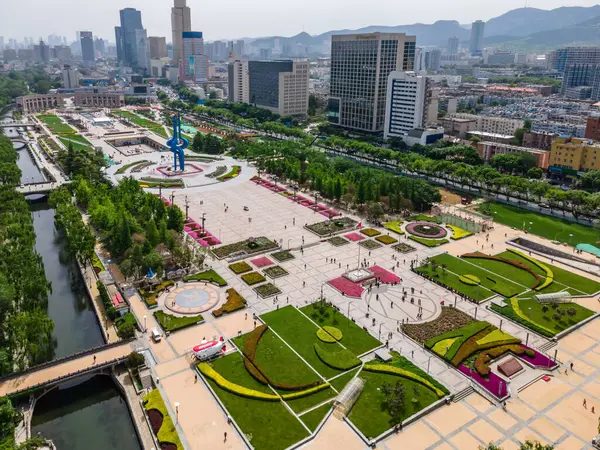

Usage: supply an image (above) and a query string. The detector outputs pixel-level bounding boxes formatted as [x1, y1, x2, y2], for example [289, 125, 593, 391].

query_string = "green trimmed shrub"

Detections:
[316, 326, 343, 343]
[363, 364, 446, 398]
[198, 363, 279, 401]
[229, 261, 252, 274]
[241, 271, 267, 285]
[184, 269, 227, 286]
[212, 288, 246, 317]
[281, 383, 330, 400]
[314, 343, 361, 370]
[360, 228, 381, 237]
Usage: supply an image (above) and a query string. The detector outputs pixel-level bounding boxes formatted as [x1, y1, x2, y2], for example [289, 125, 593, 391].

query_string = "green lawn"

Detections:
[461, 255, 539, 290]
[491, 297, 594, 337]
[329, 368, 360, 391]
[38, 114, 77, 134]
[206, 353, 308, 450]
[284, 387, 336, 414]
[233, 329, 321, 388]
[299, 402, 332, 431]
[498, 250, 600, 295]
[348, 370, 439, 439]
[261, 306, 344, 378]
[154, 310, 203, 332]
[113, 110, 168, 138]
[478, 201, 600, 246]
[417, 253, 525, 300]
[60, 134, 92, 146]
[183, 269, 227, 286]
[300, 303, 381, 356]
[58, 137, 93, 152]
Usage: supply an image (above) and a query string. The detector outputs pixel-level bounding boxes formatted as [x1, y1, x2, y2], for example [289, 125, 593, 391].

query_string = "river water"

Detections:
[1, 109, 141, 449]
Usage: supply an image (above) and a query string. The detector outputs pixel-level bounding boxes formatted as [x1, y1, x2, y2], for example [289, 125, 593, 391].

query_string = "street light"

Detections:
[175, 402, 180, 424]
[143, 315, 147, 332]
[427, 355, 433, 374]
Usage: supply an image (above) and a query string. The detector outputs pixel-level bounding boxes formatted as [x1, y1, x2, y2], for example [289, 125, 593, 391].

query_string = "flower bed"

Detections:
[408, 236, 449, 247]
[368, 265, 401, 284]
[402, 307, 475, 344]
[458, 364, 508, 399]
[406, 222, 448, 238]
[383, 220, 404, 235]
[327, 236, 349, 247]
[327, 277, 364, 298]
[212, 288, 247, 318]
[251, 256, 274, 268]
[448, 224, 472, 240]
[392, 243, 416, 253]
[139, 280, 174, 308]
[375, 235, 398, 245]
[241, 272, 267, 286]
[358, 240, 383, 250]
[183, 269, 227, 286]
[344, 232, 365, 242]
[207, 166, 227, 178]
[217, 165, 241, 181]
[360, 228, 381, 237]
[213, 237, 278, 259]
[254, 282, 282, 298]
[305, 217, 358, 236]
[271, 250, 295, 262]
[229, 261, 253, 274]
[143, 390, 184, 450]
[264, 265, 289, 279]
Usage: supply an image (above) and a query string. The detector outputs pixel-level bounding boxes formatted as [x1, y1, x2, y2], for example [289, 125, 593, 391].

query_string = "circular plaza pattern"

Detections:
[406, 222, 447, 238]
[164, 284, 220, 314]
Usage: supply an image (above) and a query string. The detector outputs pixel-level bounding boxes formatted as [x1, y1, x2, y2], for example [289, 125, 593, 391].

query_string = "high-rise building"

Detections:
[233, 40, 244, 58]
[547, 47, 600, 73]
[171, 0, 191, 65]
[33, 40, 50, 63]
[149, 37, 167, 59]
[469, 20, 485, 56]
[80, 31, 95, 66]
[181, 31, 207, 82]
[259, 48, 272, 60]
[53, 45, 73, 61]
[228, 60, 250, 103]
[248, 60, 309, 116]
[3, 49, 17, 61]
[328, 32, 416, 132]
[135, 29, 150, 72]
[0, 37, 4, 54]
[94, 38, 106, 56]
[115, 8, 144, 68]
[560, 64, 599, 98]
[447, 36, 459, 55]
[424, 49, 442, 71]
[62, 64, 81, 89]
[383, 71, 438, 139]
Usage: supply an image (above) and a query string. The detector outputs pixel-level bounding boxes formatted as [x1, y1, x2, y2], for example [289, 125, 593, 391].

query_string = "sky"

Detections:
[2, 0, 600, 43]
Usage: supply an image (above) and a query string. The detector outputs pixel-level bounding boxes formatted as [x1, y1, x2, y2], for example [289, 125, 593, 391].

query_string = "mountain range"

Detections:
[244, 5, 600, 53]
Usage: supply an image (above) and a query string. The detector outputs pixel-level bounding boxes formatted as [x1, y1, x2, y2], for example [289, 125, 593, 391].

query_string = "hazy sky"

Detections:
[2, 0, 599, 42]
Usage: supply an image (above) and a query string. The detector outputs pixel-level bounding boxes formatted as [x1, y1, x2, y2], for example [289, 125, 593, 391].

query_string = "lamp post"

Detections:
[427, 355, 432, 374]
[185, 195, 189, 220]
[378, 322, 382, 340]
[143, 315, 147, 332]
[287, 238, 293, 250]
[175, 402, 180, 424]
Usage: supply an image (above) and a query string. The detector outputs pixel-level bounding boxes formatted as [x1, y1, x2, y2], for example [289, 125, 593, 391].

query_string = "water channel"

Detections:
[1, 109, 141, 449]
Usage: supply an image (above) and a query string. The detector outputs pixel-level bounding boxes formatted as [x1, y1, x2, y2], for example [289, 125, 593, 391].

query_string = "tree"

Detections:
[527, 167, 543, 179]
[145, 217, 160, 247]
[367, 202, 384, 220]
[126, 351, 145, 369]
[381, 381, 405, 423]
[167, 205, 184, 232]
[35, 79, 51, 94]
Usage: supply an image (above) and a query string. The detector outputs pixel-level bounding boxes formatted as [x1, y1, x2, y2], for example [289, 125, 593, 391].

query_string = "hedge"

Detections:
[281, 383, 330, 400]
[375, 235, 398, 245]
[242, 324, 269, 384]
[229, 261, 252, 274]
[383, 221, 404, 235]
[314, 343, 361, 370]
[241, 271, 267, 286]
[506, 249, 554, 291]
[316, 326, 343, 343]
[217, 165, 241, 181]
[143, 389, 184, 450]
[360, 228, 381, 237]
[363, 364, 446, 398]
[212, 288, 246, 318]
[473, 344, 525, 377]
[459, 274, 480, 285]
[408, 236, 449, 247]
[198, 363, 280, 401]
[183, 269, 227, 286]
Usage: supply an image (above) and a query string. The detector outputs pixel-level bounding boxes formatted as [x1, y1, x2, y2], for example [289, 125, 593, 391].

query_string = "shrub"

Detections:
[363, 364, 446, 398]
[459, 274, 480, 285]
[183, 269, 227, 286]
[316, 326, 343, 343]
[271, 250, 295, 262]
[217, 165, 241, 181]
[241, 271, 266, 285]
[360, 228, 381, 237]
[212, 288, 247, 317]
[448, 224, 472, 240]
[542, 305, 549, 313]
[314, 343, 361, 370]
[473, 344, 525, 377]
[567, 307, 577, 317]
[552, 313, 561, 320]
[126, 351, 145, 369]
[408, 236, 449, 247]
[280, 383, 330, 400]
[197, 363, 279, 401]
[383, 220, 404, 235]
[143, 389, 184, 450]
[229, 261, 252, 274]
[524, 349, 535, 358]
[375, 235, 398, 245]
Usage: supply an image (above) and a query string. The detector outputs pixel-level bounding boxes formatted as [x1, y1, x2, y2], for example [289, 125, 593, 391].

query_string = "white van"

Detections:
[151, 327, 162, 342]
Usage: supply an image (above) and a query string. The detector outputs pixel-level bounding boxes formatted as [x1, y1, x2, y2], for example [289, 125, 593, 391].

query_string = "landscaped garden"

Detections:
[477, 201, 600, 246]
[183, 269, 227, 286]
[305, 217, 358, 237]
[116, 160, 150, 175]
[406, 222, 447, 238]
[139, 280, 174, 308]
[263, 266, 289, 279]
[229, 261, 252, 274]
[403, 307, 557, 399]
[375, 235, 398, 245]
[360, 228, 381, 237]
[154, 310, 203, 332]
[217, 165, 241, 181]
[113, 110, 168, 138]
[241, 271, 267, 285]
[212, 288, 246, 317]
[213, 237, 279, 259]
[327, 236, 350, 247]
[383, 220, 404, 235]
[392, 243, 416, 253]
[254, 282, 282, 298]
[408, 236, 449, 247]
[143, 389, 183, 450]
[271, 250, 295, 262]
[359, 240, 383, 250]
[448, 224, 472, 240]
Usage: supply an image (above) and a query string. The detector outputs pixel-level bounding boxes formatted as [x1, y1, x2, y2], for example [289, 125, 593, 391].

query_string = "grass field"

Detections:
[206, 353, 309, 450]
[61, 134, 92, 146]
[58, 137, 93, 152]
[478, 201, 600, 246]
[299, 402, 332, 431]
[113, 110, 168, 138]
[153, 310, 203, 332]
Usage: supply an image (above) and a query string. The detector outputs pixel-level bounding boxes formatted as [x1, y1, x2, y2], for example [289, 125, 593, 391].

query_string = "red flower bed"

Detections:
[368, 265, 401, 284]
[327, 277, 364, 298]
[161, 444, 177, 450]
[251, 256, 274, 268]
[344, 232, 365, 242]
[147, 409, 163, 434]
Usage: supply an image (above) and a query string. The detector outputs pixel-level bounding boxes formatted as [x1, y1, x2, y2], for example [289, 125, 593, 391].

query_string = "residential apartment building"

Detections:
[149, 37, 167, 59]
[181, 31, 207, 82]
[444, 113, 524, 136]
[248, 60, 309, 116]
[447, 36, 459, 55]
[547, 47, 600, 73]
[531, 120, 586, 138]
[549, 136, 600, 172]
[585, 116, 600, 141]
[61, 65, 81, 89]
[440, 116, 477, 139]
[477, 141, 550, 169]
[522, 130, 556, 151]
[469, 21, 485, 56]
[227, 60, 250, 103]
[328, 32, 416, 132]
[383, 71, 438, 139]
[171, 0, 191, 65]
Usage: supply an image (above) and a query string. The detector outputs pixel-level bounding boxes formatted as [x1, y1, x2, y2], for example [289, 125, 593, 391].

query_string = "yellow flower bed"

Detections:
[198, 362, 280, 401]
[509, 297, 555, 335]
[364, 364, 446, 398]
[448, 224, 473, 240]
[432, 338, 458, 358]
[281, 383, 330, 400]
[143, 389, 184, 450]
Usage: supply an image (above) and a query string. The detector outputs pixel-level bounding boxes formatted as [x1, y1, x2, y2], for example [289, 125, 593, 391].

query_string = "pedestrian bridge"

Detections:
[0, 341, 133, 397]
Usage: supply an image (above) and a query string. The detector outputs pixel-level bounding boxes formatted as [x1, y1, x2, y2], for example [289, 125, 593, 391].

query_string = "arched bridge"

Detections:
[0, 341, 134, 397]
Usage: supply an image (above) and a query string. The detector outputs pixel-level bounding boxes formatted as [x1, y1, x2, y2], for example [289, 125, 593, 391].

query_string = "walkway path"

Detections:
[0, 342, 132, 397]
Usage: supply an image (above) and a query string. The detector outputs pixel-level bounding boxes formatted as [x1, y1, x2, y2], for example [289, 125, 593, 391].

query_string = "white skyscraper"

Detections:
[171, 0, 191, 65]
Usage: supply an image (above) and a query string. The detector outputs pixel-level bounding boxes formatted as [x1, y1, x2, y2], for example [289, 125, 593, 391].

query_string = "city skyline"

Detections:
[1, 0, 599, 43]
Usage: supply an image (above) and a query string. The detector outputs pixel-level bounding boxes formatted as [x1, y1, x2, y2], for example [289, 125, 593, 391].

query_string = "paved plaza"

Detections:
[117, 157, 600, 449]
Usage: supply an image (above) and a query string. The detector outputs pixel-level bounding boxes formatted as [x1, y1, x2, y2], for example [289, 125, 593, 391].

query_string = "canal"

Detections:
[1, 109, 141, 449]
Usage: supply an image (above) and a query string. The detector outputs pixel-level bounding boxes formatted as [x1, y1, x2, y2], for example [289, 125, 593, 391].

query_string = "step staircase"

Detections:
[453, 385, 474, 403]
[537, 340, 557, 354]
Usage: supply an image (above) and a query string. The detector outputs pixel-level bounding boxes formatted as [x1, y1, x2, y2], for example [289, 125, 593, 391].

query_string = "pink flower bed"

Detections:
[459, 365, 508, 399]
[368, 265, 401, 284]
[188, 231, 198, 239]
[250, 256, 274, 268]
[327, 277, 364, 298]
[344, 232, 365, 242]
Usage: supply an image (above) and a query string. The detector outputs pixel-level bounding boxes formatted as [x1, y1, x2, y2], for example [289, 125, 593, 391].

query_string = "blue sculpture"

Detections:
[166, 114, 189, 171]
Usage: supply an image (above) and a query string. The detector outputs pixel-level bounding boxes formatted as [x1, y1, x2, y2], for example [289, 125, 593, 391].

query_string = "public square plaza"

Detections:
[107, 149, 600, 450]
